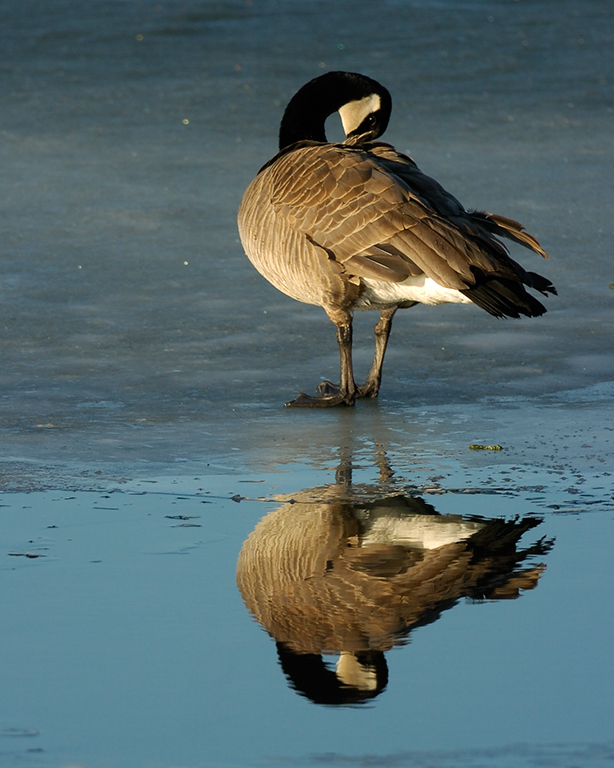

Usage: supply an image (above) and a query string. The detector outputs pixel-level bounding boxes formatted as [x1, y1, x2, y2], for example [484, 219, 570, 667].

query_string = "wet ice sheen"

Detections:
[1, 0, 614, 766]
[1, 0, 613, 462]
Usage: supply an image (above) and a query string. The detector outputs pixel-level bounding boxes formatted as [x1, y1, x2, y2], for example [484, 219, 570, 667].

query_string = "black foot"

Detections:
[285, 381, 355, 408]
[357, 381, 380, 399]
[317, 380, 341, 396]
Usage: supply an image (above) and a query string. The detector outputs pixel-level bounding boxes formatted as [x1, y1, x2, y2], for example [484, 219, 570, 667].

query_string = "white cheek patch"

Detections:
[338, 93, 381, 136]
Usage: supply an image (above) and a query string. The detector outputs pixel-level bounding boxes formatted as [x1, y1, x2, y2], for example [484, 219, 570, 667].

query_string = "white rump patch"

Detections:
[338, 93, 382, 136]
[357, 275, 474, 309]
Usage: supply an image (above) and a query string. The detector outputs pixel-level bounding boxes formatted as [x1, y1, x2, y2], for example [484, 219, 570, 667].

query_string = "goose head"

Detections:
[278, 71, 392, 150]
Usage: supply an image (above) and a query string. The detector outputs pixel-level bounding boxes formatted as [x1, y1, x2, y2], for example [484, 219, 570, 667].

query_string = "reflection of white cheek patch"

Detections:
[339, 93, 381, 136]
[336, 652, 378, 691]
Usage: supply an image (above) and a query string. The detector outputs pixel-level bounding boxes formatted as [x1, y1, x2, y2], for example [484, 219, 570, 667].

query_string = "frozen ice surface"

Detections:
[0, 1, 613, 767]
[0, 0, 613, 483]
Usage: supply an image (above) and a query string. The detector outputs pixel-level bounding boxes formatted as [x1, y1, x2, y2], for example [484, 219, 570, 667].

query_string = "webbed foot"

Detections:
[316, 380, 341, 396]
[285, 381, 355, 407]
[357, 381, 380, 399]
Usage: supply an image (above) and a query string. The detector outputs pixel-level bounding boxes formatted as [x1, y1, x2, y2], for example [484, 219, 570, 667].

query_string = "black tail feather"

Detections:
[461, 273, 549, 319]
[527, 271, 557, 297]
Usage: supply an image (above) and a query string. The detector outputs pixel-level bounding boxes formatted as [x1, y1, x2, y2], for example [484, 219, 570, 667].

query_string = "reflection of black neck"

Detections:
[276, 643, 388, 706]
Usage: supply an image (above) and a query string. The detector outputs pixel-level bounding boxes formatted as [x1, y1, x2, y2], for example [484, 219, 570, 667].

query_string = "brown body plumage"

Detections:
[238, 72, 556, 406]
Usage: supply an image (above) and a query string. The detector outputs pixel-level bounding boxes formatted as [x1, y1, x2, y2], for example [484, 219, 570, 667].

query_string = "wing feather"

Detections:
[246, 141, 551, 314]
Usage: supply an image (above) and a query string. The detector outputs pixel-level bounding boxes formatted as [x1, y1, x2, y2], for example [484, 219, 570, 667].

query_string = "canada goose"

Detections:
[238, 71, 556, 406]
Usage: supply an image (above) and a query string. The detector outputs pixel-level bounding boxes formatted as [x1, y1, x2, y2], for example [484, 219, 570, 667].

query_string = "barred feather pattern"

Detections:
[238, 139, 555, 319]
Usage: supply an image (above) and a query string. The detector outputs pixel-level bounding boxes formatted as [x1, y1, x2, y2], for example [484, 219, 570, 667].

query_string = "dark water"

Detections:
[1, 0, 613, 766]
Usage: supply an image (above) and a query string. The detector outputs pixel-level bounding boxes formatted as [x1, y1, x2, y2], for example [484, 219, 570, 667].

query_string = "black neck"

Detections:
[278, 71, 390, 150]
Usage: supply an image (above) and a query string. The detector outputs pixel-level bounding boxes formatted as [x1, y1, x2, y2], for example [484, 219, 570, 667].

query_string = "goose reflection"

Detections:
[236, 454, 552, 706]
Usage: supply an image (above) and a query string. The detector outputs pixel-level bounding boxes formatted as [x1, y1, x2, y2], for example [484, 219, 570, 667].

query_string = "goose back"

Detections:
[238, 138, 554, 318]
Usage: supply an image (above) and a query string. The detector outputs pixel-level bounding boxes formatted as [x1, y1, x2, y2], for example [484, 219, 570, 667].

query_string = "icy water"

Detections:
[2, 459, 614, 768]
[1, 0, 614, 766]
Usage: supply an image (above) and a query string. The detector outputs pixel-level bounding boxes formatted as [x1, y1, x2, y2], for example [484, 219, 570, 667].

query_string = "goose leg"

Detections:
[358, 307, 397, 398]
[285, 321, 357, 407]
